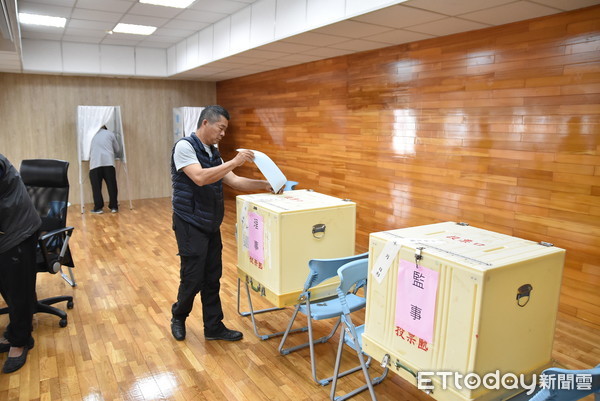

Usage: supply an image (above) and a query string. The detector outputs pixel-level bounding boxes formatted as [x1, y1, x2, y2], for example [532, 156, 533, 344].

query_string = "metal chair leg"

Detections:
[237, 278, 307, 340]
[278, 299, 343, 385]
[329, 323, 389, 400]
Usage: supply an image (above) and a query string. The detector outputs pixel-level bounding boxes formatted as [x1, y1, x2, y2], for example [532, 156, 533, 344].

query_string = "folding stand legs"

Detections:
[278, 301, 342, 386]
[237, 277, 308, 340]
[329, 323, 389, 401]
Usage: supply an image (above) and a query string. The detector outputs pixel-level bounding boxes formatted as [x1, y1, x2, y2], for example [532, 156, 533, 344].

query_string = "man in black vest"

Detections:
[170, 105, 272, 342]
[0, 154, 41, 373]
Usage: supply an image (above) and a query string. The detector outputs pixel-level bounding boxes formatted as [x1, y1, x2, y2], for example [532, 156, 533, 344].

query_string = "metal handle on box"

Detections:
[247, 277, 266, 296]
[516, 283, 533, 307]
[312, 223, 326, 239]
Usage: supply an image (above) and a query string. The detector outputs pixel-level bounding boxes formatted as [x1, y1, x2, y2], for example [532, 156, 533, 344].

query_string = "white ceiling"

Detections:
[3, 0, 599, 81]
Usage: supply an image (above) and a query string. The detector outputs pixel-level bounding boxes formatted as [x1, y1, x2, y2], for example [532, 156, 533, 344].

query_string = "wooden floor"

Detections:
[0, 197, 598, 401]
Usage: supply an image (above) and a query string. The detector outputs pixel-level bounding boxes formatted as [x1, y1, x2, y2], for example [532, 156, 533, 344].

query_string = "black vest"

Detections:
[171, 135, 224, 233]
[0, 154, 41, 253]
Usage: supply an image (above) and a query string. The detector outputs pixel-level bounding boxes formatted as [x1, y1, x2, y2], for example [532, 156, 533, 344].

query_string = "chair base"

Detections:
[38, 296, 74, 328]
[0, 296, 74, 328]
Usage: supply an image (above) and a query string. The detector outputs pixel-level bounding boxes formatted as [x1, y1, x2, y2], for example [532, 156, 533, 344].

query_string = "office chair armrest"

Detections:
[39, 226, 75, 242]
[38, 226, 75, 274]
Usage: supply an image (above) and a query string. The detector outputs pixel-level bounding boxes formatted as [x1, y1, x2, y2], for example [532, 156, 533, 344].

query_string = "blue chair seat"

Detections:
[299, 294, 366, 321]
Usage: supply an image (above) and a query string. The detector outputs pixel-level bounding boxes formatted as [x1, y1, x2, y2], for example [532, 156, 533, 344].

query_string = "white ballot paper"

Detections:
[237, 149, 287, 193]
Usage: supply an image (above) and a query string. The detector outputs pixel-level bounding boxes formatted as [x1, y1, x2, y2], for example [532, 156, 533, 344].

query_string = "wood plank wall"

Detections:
[217, 7, 600, 328]
[0, 73, 215, 204]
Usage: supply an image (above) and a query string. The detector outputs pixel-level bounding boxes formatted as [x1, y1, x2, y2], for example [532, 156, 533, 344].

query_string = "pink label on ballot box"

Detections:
[395, 259, 439, 343]
[248, 212, 264, 265]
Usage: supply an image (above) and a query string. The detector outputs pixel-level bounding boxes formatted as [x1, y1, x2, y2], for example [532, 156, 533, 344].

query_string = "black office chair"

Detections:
[0, 159, 75, 327]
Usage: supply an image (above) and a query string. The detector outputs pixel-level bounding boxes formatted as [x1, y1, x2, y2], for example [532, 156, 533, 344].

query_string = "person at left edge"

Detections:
[170, 105, 273, 343]
[0, 154, 41, 373]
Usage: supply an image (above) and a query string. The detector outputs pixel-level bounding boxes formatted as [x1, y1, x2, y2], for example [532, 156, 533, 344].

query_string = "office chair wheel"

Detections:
[59, 318, 67, 328]
[67, 300, 74, 309]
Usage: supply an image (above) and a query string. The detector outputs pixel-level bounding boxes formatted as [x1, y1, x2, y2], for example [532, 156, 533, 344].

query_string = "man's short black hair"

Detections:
[197, 105, 230, 129]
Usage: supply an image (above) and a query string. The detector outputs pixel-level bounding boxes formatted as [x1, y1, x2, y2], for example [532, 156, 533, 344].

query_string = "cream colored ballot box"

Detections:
[236, 190, 356, 307]
[363, 222, 565, 401]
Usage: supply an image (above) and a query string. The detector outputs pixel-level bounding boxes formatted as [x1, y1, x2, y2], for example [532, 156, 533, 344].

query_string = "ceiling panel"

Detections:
[118, 14, 169, 27]
[404, 0, 516, 16]
[67, 19, 114, 30]
[282, 32, 349, 47]
[189, 0, 253, 14]
[363, 29, 434, 45]
[313, 20, 395, 39]
[407, 17, 490, 36]
[75, 0, 133, 13]
[2, 0, 597, 80]
[176, 9, 228, 24]
[18, 2, 72, 17]
[129, 3, 182, 18]
[460, 1, 563, 25]
[352, 5, 447, 28]
[331, 38, 393, 52]
[69, 9, 123, 23]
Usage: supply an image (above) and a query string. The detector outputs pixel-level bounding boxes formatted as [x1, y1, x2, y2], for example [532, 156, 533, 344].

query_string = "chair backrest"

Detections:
[305, 252, 368, 290]
[338, 258, 369, 295]
[337, 258, 369, 313]
[283, 180, 298, 191]
[20, 159, 70, 232]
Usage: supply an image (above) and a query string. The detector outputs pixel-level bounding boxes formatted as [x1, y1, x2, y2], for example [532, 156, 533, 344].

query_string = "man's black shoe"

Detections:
[3, 347, 30, 373]
[205, 328, 243, 342]
[170, 318, 186, 341]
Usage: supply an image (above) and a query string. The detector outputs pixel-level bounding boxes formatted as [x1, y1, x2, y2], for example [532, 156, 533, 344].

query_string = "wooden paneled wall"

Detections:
[0, 73, 215, 203]
[217, 7, 600, 327]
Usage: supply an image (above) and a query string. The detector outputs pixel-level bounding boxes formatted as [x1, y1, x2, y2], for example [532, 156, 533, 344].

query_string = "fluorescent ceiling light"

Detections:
[19, 13, 66, 28]
[112, 23, 156, 35]
[139, 0, 195, 8]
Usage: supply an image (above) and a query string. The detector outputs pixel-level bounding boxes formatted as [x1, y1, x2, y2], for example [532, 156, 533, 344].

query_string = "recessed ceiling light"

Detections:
[112, 23, 157, 36]
[139, 0, 195, 8]
[19, 13, 66, 28]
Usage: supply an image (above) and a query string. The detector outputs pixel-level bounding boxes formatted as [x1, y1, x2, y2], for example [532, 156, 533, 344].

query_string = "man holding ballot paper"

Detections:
[170, 105, 273, 342]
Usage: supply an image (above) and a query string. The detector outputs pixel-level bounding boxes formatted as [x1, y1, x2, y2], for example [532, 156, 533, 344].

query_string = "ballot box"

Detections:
[236, 190, 356, 307]
[362, 222, 565, 401]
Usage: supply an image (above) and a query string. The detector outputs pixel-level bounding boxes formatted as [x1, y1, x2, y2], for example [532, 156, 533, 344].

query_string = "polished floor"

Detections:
[0, 197, 597, 400]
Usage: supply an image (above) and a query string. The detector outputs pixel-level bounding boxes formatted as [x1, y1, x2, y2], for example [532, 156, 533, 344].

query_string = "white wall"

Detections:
[22, 39, 167, 77]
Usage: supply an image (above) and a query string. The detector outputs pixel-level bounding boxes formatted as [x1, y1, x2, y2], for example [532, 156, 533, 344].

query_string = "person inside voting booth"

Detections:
[89, 125, 120, 214]
[170, 105, 273, 342]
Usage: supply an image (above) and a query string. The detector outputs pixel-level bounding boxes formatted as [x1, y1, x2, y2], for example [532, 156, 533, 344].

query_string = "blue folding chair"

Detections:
[330, 259, 388, 401]
[278, 252, 369, 385]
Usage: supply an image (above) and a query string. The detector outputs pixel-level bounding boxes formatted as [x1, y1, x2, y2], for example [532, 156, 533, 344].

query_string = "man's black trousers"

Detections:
[171, 213, 226, 336]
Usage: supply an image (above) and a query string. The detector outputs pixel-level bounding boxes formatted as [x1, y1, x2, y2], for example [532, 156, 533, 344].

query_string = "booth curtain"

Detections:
[183, 107, 203, 137]
[77, 106, 115, 161]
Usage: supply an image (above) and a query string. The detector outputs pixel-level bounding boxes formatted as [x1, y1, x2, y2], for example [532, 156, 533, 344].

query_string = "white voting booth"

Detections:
[76, 105, 132, 213]
[173, 107, 204, 142]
